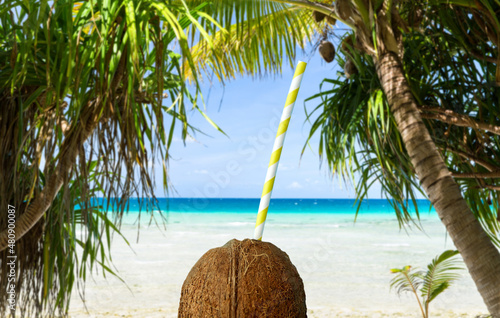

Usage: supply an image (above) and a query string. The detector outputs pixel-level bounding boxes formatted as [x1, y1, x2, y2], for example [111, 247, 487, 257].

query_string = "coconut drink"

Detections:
[179, 62, 308, 317]
[178, 239, 306, 317]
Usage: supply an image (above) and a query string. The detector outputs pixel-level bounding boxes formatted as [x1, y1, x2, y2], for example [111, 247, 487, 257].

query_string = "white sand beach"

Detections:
[68, 211, 488, 317]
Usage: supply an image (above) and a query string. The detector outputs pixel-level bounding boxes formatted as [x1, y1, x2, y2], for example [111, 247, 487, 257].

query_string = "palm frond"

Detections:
[390, 266, 423, 295]
[420, 250, 463, 306]
[390, 265, 426, 317]
[390, 250, 464, 318]
[184, 0, 322, 82]
[0, 0, 226, 316]
[304, 32, 426, 227]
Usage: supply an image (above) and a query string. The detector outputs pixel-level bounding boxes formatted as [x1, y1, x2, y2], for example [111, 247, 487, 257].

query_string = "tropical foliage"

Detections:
[182, 0, 323, 82]
[306, 25, 500, 232]
[0, 0, 223, 316]
[299, 0, 500, 314]
[390, 250, 464, 318]
[303, 41, 425, 226]
[0, 0, 325, 316]
[305, 1, 500, 233]
[2, 0, 500, 316]
[37, 161, 127, 317]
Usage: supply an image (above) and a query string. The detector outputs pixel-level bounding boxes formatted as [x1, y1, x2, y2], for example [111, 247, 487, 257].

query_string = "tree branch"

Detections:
[446, 148, 498, 172]
[468, 49, 497, 64]
[480, 185, 500, 191]
[419, 107, 500, 136]
[452, 171, 500, 179]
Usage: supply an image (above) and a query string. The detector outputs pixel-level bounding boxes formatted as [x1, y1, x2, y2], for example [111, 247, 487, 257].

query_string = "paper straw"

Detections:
[253, 61, 307, 240]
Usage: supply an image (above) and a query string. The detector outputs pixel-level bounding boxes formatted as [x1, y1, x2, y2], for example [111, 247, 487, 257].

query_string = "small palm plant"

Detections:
[390, 250, 463, 318]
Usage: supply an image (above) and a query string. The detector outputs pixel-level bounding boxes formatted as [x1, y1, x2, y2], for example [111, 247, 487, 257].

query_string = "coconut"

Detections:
[178, 239, 306, 317]
[319, 40, 335, 63]
[335, 0, 353, 22]
[344, 57, 358, 79]
[312, 11, 326, 23]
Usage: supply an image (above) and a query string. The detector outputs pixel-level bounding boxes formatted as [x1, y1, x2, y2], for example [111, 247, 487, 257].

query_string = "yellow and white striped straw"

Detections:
[253, 61, 307, 240]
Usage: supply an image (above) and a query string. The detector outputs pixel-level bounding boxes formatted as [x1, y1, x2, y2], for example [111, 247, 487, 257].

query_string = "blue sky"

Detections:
[161, 48, 386, 199]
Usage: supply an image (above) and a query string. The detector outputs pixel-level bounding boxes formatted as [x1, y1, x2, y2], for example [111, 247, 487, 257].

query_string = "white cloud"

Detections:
[287, 181, 303, 189]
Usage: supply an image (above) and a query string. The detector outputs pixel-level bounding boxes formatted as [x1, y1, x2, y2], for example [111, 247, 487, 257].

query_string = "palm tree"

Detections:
[181, 0, 500, 315]
[390, 250, 464, 318]
[0, 0, 322, 315]
[298, 0, 500, 315]
[0, 0, 226, 315]
[2, 0, 500, 316]
[373, 13, 500, 317]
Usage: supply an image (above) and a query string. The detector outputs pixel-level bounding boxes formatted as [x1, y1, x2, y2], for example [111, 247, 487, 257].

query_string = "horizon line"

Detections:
[91, 197, 431, 201]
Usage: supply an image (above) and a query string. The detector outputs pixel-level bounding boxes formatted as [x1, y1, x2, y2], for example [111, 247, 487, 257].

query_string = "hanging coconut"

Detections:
[319, 40, 335, 63]
[178, 238, 307, 317]
[335, 0, 353, 22]
[312, 10, 326, 23]
[344, 57, 358, 79]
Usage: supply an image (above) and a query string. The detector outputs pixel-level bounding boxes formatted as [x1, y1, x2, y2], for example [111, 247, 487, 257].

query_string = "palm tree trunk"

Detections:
[0, 103, 99, 252]
[376, 51, 500, 316]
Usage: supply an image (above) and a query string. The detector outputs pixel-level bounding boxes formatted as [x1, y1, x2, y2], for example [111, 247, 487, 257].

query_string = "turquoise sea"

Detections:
[111, 198, 439, 227]
[123, 197, 434, 214]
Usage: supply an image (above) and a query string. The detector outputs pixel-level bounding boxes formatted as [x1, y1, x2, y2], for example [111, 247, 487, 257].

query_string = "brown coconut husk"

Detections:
[335, 0, 353, 22]
[319, 40, 335, 63]
[178, 239, 306, 317]
[344, 57, 358, 79]
[312, 11, 326, 23]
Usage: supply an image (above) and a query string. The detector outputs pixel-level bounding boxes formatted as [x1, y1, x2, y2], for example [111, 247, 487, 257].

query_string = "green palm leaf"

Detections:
[390, 265, 423, 294]
[183, 0, 322, 82]
[421, 250, 463, 307]
[0, 0, 233, 315]
[304, 39, 426, 227]
[390, 250, 463, 318]
[390, 265, 426, 317]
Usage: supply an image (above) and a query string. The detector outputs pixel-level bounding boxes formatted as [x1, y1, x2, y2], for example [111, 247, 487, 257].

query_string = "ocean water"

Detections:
[69, 198, 487, 317]
[113, 198, 437, 227]
[114, 197, 433, 214]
